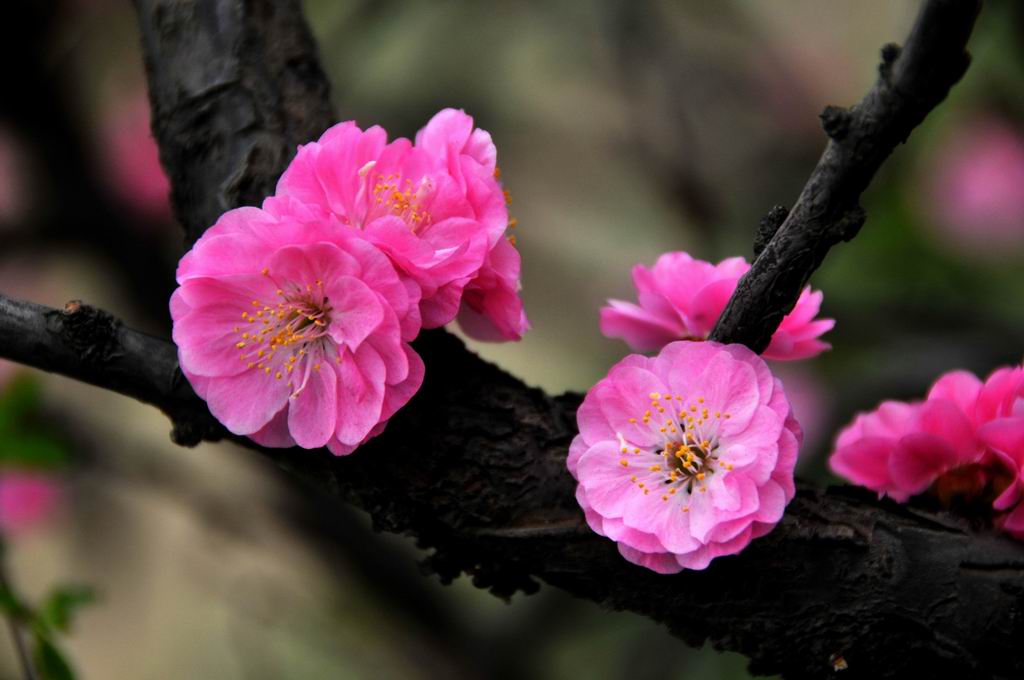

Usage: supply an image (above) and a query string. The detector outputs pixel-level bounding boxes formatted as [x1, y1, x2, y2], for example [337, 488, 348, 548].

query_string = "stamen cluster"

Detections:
[172, 203, 422, 453]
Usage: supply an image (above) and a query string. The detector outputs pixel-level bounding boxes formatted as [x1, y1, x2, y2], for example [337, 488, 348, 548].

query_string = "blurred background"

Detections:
[1, 0, 1022, 677]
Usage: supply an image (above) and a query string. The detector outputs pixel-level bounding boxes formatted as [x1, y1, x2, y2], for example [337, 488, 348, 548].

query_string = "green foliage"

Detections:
[39, 586, 98, 634]
[2, 582, 98, 680]
[0, 375, 43, 435]
[0, 583, 32, 621]
[0, 372, 84, 677]
[0, 536, 95, 680]
[0, 373, 69, 469]
[33, 635, 75, 680]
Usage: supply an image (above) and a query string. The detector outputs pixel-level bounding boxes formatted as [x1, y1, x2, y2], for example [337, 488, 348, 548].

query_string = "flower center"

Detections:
[371, 173, 433, 230]
[343, 161, 434, 233]
[618, 392, 736, 507]
[233, 271, 337, 395]
[931, 462, 1015, 513]
[660, 437, 720, 494]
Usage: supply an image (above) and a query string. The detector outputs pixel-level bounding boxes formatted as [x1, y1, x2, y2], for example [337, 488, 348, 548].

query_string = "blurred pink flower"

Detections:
[103, 96, 172, 223]
[774, 366, 831, 464]
[172, 196, 423, 455]
[601, 252, 833, 361]
[568, 340, 800, 573]
[921, 117, 1024, 255]
[0, 127, 28, 225]
[276, 109, 527, 340]
[0, 472, 59, 534]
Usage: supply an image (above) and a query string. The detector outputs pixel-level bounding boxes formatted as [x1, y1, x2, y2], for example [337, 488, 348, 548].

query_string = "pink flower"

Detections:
[171, 196, 423, 455]
[968, 366, 1024, 423]
[455, 235, 529, 341]
[600, 252, 832, 361]
[275, 109, 527, 340]
[978, 417, 1024, 539]
[415, 112, 528, 341]
[829, 399, 979, 503]
[0, 472, 59, 534]
[102, 96, 172, 223]
[568, 340, 801, 573]
[920, 116, 1024, 256]
[829, 367, 1024, 513]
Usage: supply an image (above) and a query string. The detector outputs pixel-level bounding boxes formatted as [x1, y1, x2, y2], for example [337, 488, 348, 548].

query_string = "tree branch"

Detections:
[710, 0, 980, 349]
[3, 280, 1023, 680]
[133, 0, 335, 247]
[0, 0, 1012, 678]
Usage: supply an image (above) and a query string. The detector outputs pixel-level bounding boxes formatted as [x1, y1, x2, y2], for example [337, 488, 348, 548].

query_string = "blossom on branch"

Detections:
[568, 341, 800, 572]
[170, 109, 529, 453]
[171, 197, 423, 454]
[830, 366, 1024, 537]
[601, 252, 832, 361]
[276, 109, 527, 341]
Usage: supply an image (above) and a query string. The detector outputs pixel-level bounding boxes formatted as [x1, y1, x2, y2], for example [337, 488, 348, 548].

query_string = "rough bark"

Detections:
[0, 0, 1014, 678]
[133, 0, 335, 247]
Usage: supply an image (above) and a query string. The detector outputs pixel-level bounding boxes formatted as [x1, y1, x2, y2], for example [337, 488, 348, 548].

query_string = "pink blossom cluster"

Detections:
[601, 251, 833, 361]
[171, 110, 526, 454]
[830, 366, 1024, 538]
[0, 365, 60, 535]
[921, 116, 1024, 256]
[568, 340, 801, 572]
[103, 96, 173, 223]
[0, 471, 60, 534]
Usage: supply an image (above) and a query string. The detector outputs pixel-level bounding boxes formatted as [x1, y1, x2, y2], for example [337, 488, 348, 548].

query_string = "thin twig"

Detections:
[710, 0, 981, 349]
[0, 559, 39, 680]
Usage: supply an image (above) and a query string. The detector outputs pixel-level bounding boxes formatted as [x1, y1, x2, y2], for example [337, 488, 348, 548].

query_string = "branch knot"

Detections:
[879, 42, 902, 83]
[55, 300, 123, 364]
[754, 205, 789, 256]
[820, 105, 851, 141]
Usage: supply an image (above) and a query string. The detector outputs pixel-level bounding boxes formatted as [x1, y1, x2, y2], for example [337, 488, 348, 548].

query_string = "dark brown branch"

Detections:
[2, 0, 1011, 678]
[710, 0, 980, 349]
[0, 296, 224, 447]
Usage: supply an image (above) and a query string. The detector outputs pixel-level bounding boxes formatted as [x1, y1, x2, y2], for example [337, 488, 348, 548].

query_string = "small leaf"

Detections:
[0, 577, 32, 621]
[0, 374, 42, 434]
[0, 587, 29, 618]
[0, 434, 69, 469]
[40, 585, 97, 633]
[33, 634, 75, 680]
